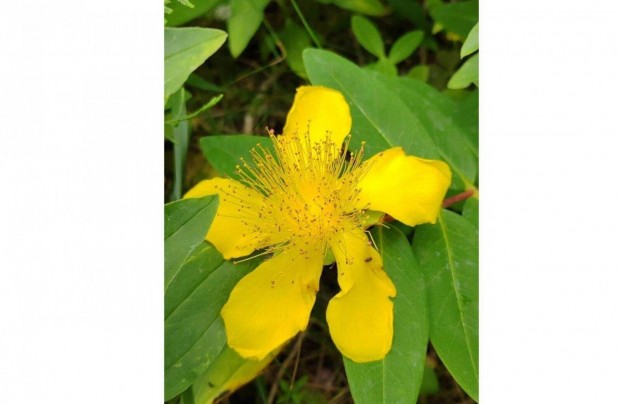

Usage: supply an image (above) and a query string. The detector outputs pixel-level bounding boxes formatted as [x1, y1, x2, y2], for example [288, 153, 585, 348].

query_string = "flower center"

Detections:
[230, 132, 369, 256]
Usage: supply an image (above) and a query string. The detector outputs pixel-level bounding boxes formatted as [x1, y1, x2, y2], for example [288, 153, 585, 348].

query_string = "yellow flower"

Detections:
[185, 86, 451, 363]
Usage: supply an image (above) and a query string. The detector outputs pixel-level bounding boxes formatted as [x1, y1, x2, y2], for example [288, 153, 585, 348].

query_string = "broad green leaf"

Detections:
[461, 23, 479, 58]
[304, 49, 477, 190]
[364, 59, 397, 76]
[407, 65, 430, 82]
[344, 226, 428, 404]
[199, 135, 274, 177]
[164, 243, 258, 400]
[303, 49, 439, 159]
[351, 15, 385, 58]
[412, 209, 479, 401]
[164, 196, 219, 290]
[452, 89, 478, 155]
[165, 27, 227, 103]
[166, 0, 223, 27]
[448, 53, 479, 89]
[191, 346, 278, 403]
[329, 0, 389, 16]
[228, 0, 269, 58]
[429, 0, 478, 38]
[280, 20, 312, 79]
[387, 30, 424, 65]
[372, 75, 478, 189]
[462, 197, 478, 227]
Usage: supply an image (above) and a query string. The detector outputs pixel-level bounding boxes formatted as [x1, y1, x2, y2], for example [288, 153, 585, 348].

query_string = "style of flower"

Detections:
[185, 86, 451, 363]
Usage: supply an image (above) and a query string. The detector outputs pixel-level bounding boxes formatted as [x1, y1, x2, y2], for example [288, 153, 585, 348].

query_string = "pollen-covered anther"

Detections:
[221, 131, 370, 253]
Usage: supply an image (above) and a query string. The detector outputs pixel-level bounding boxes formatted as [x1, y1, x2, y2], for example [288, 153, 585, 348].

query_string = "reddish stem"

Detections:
[442, 189, 476, 208]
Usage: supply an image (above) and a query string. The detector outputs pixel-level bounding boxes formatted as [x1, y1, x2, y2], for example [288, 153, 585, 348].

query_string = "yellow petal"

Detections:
[184, 178, 264, 260]
[221, 246, 324, 360]
[283, 86, 352, 148]
[326, 228, 396, 362]
[356, 147, 451, 227]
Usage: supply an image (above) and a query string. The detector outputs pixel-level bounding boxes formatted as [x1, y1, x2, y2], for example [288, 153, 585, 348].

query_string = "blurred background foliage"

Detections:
[164, 0, 478, 402]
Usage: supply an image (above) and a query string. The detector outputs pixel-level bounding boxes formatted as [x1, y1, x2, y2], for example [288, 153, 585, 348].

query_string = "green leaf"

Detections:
[351, 15, 385, 58]
[165, 94, 223, 126]
[304, 49, 478, 190]
[407, 65, 430, 82]
[412, 209, 479, 401]
[191, 346, 278, 403]
[199, 135, 274, 177]
[329, 0, 389, 16]
[165, 27, 227, 103]
[387, 30, 424, 65]
[166, 0, 223, 26]
[228, 0, 269, 58]
[429, 0, 478, 38]
[461, 23, 479, 58]
[462, 197, 478, 227]
[364, 59, 397, 76]
[164, 243, 258, 400]
[168, 88, 191, 200]
[448, 53, 479, 89]
[344, 226, 428, 404]
[303, 49, 439, 159]
[164, 195, 219, 290]
[370, 75, 478, 189]
[452, 89, 478, 157]
[280, 20, 312, 79]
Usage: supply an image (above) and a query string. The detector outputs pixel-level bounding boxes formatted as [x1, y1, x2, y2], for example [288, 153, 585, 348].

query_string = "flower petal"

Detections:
[326, 228, 396, 362]
[221, 246, 324, 360]
[283, 86, 352, 148]
[184, 178, 265, 260]
[356, 147, 451, 227]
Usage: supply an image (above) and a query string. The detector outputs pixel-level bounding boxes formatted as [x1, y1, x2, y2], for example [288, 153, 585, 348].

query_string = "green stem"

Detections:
[290, 0, 322, 49]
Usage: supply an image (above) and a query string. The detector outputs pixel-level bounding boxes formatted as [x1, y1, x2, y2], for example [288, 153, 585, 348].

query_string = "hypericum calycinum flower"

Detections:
[185, 86, 451, 363]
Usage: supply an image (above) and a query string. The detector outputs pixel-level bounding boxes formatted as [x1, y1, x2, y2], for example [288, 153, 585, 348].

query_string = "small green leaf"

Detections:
[199, 135, 274, 177]
[412, 209, 479, 401]
[165, 94, 223, 126]
[191, 346, 278, 403]
[448, 53, 479, 89]
[228, 0, 270, 58]
[344, 226, 428, 404]
[429, 0, 478, 38]
[164, 195, 219, 290]
[164, 243, 259, 400]
[387, 30, 424, 65]
[351, 15, 385, 58]
[364, 58, 397, 76]
[279, 20, 312, 79]
[165, 0, 222, 27]
[462, 197, 478, 227]
[461, 23, 479, 58]
[330, 0, 389, 16]
[407, 65, 430, 82]
[165, 27, 227, 103]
